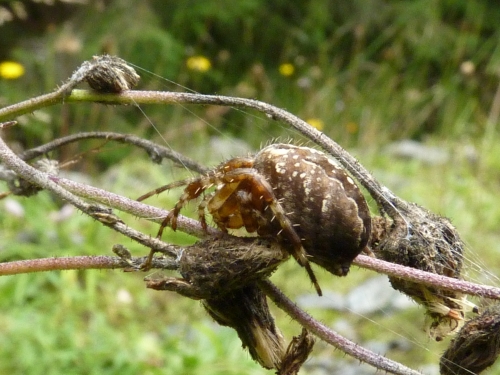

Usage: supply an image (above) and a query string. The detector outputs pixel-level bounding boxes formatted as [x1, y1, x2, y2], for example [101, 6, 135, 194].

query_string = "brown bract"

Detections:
[145, 236, 288, 299]
[440, 304, 500, 375]
[372, 203, 465, 340]
[204, 285, 286, 370]
[145, 236, 289, 370]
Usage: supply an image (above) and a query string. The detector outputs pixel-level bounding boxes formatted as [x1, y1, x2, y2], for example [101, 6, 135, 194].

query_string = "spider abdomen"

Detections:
[253, 144, 371, 276]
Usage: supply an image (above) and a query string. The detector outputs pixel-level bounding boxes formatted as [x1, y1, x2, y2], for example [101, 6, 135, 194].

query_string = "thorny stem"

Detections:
[0, 255, 178, 276]
[18, 131, 208, 174]
[354, 255, 500, 300]
[0, 129, 217, 239]
[52, 176, 219, 239]
[2, 123, 500, 299]
[259, 279, 422, 375]
[0, 131, 178, 256]
[0, 88, 400, 216]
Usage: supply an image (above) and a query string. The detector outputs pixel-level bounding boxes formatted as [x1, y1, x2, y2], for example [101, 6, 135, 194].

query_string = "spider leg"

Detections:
[137, 176, 199, 202]
[159, 178, 211, 233]
[197, 191, 217, 232]
[219, 157, 254, 170]
[139, 176, 213, 271]
[222, 169, 323, 296]
[237, 191, 261, 233]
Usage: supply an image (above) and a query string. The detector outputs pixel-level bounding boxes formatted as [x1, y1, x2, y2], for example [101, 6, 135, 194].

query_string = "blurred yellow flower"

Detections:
[279, 63, 295, 77]
[186, 56, 212, 72]
[0, 61, 25, 80]
[346, 121, 358, 134]
[306, 118, 324, 131]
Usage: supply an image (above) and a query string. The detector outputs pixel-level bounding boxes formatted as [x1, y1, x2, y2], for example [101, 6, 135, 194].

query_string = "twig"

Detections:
[0, 255, 175, 275]
[354, 254, 500, 300]
[0, 129, 177, 255]
[18, 131, 208, 174]
[51, 175, 219, 239]
[259, 279, 423, 375]
[0, 88, 399, 216]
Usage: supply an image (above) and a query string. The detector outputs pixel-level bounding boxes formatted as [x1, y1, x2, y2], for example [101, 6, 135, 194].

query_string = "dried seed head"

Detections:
[84, 55, 140, 93]
[372, 203, 465, 340]
[178, 236, 289, 298]
[440, 304, 500, 375]
[145, 237, 288, 370]
[203, 285, 285, 369]
[277, 328, 315, 375]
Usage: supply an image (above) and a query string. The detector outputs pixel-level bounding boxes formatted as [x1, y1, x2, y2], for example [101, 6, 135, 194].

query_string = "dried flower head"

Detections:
[440, 304, 500, 375]
[372, 203, 466, 340]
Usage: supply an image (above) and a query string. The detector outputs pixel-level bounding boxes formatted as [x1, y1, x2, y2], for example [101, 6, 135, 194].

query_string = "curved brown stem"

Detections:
[19, 131, 208, 174]
[259, 279, 422, 375]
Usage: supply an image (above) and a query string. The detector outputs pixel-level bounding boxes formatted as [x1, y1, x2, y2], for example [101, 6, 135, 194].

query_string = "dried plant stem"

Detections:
[0, 88, 399, 216]
[52, 176, 218, 239]
[259, 279, 422, 375]
[0, 256, 126, 275]
[354, 255, 500, 300]
[0, 131, 177, 256]
[0, 255, 178, 276]
[19, 131, 208, 174]
[2, 124, 499, 300]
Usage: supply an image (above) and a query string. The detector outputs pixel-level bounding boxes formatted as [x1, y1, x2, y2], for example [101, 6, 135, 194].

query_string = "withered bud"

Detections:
[145, 237, 288, 299]
[84, 55, 140, 93]
[203, 285, 285, 370]
[371, 203, 466, 340]
[277, 328, 315, 375]
[177, 236, 289, 298]
[145, 237, 289, 370]
[440, 304, 500, 375]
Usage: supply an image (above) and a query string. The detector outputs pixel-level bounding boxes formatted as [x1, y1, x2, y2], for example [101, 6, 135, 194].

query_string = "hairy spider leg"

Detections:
[137, 176, 200, 202]
[219, 168, 322, 296]
[157, 178, 212, 235]
[137, 175, 213, 270]
[196, 190, 216, 232]
[220, 157, 255, 171]
[208, 182, 264, 233]
[208, 189, 246, 231]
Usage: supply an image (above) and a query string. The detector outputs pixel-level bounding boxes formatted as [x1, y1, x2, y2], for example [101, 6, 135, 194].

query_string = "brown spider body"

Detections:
[252, 144, 371, 277]
[138, 144, 371, 295]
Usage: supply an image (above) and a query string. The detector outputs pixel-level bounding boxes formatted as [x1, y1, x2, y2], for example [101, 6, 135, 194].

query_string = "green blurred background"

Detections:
[1, 0, 500, 374]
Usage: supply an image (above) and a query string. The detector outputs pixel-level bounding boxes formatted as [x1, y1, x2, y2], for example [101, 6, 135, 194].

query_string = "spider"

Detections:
[138, 143, 372, 296]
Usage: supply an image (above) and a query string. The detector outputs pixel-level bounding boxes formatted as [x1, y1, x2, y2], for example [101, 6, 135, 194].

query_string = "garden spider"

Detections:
[138, 143, 372, 296]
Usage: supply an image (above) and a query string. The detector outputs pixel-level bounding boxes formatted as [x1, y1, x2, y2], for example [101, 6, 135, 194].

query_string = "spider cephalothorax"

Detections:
[138, 143, 372, 295]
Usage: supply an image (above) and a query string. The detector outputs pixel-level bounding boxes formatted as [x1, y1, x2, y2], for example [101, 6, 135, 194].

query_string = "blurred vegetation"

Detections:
[3, 0, 500, 149]
[1, 0, 500, 374]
